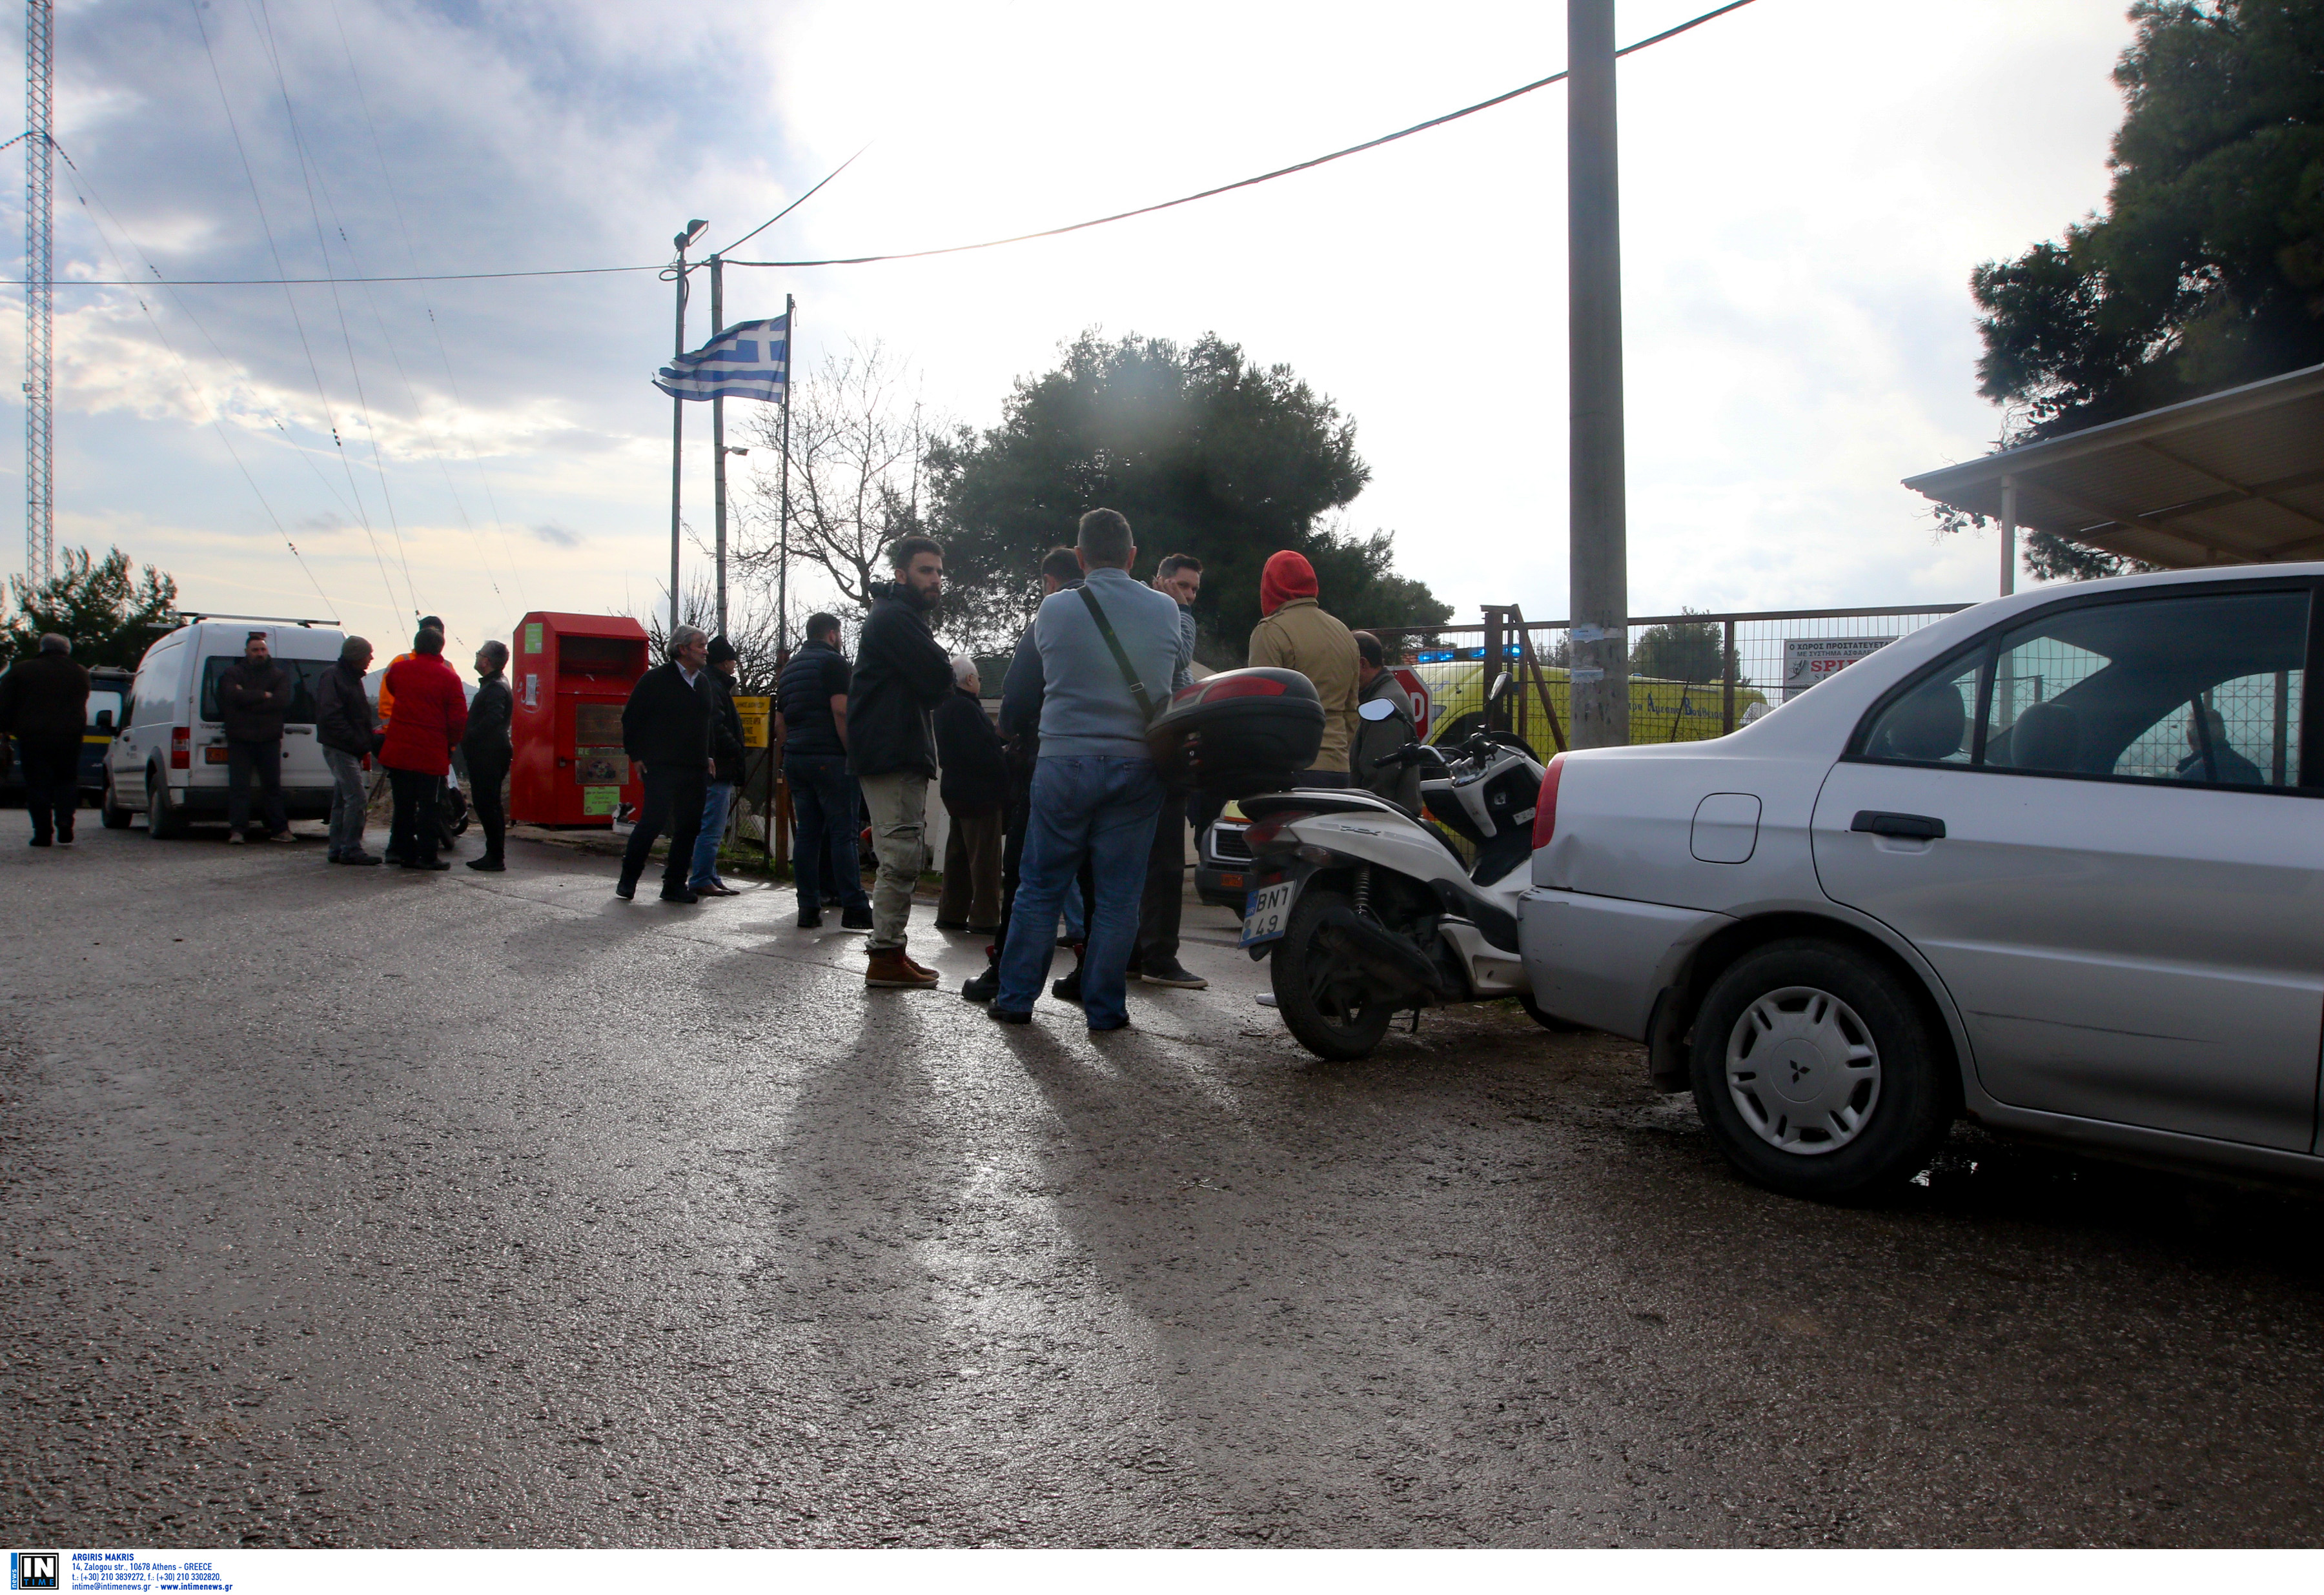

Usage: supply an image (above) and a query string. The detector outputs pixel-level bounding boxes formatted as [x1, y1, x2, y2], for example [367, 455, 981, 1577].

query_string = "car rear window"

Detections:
[198, 656, 335, 725]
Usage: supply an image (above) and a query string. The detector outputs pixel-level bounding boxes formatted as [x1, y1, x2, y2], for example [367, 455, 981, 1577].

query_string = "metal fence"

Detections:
[1363, 602, 1978, 753]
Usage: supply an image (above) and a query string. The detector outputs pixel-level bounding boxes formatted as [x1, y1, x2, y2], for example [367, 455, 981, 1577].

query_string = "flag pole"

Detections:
[778, 292, 795, 662]
[711, 254, 727, 640]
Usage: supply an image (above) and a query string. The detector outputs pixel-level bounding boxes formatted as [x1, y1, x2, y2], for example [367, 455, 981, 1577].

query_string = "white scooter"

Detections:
[1237, 678, 1566, 1061]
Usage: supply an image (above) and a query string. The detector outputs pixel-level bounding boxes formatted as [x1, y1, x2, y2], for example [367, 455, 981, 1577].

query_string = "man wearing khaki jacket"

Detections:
[1247, 549, 1362, 785]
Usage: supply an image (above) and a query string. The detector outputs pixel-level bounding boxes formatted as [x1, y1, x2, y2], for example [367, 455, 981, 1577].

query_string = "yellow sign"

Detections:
[734, 695, 771, 749]
[582, 786, 620, 817]
[524, 621, 544, 655]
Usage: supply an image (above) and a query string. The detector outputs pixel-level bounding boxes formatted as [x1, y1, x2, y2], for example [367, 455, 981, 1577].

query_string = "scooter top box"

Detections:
[1147, 667, 1325, 796]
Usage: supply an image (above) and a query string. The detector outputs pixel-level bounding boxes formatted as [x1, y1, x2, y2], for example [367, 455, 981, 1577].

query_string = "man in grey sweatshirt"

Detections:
[988, 508, 1189, 1031]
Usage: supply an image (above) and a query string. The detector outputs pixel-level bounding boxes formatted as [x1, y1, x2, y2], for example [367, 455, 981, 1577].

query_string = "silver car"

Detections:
[1518, 566, 2322, 1201]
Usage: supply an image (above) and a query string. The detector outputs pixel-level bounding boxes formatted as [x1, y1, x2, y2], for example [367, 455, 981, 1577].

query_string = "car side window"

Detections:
[1858, 659, 1979, 766]
[1981, 589, 2309, 787]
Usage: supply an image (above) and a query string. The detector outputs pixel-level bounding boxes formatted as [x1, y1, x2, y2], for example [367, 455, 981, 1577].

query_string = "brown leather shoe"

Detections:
[899, 948, 942, 984]
[866, 945, 939, 989]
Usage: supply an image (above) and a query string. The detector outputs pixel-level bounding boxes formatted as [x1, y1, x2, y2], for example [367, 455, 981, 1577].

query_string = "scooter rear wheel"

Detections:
[1271, 887, 1396, 1061]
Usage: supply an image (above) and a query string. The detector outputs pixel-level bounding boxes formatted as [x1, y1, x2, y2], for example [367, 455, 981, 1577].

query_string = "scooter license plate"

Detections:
[1241, 880, 1298, 946]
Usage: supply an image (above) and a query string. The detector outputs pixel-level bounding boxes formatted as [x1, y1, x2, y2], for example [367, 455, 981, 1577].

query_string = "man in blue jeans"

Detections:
[778, 613, 873, 930]
[990, 508, 1190, 1031]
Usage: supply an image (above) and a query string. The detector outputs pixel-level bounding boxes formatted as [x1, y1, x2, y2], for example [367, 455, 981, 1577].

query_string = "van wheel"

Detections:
[101, 777, 132, 829]
[147, 769, 188, 839]
[1688, 938, 1952, 1202]
[1270, 887, 1396, 1061]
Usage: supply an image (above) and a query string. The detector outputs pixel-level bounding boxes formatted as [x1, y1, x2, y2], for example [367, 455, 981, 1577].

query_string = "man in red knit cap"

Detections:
[378, 626, 469, 871]
[1247, 549, 1361, 786]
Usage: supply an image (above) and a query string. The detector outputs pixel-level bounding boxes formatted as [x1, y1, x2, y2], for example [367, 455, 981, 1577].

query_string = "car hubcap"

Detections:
[1724, 985, 1881, 1155]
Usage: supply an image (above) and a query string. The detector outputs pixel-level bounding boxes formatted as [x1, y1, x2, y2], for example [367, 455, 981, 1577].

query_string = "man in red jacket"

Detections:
[378, 627, 468, 871]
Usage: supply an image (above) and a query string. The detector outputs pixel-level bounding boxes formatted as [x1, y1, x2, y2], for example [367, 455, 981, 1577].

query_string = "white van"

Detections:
[103, 616, 348, 837]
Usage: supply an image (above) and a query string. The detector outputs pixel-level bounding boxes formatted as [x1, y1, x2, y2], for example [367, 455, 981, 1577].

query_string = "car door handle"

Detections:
[1851, 810, 1945, 840]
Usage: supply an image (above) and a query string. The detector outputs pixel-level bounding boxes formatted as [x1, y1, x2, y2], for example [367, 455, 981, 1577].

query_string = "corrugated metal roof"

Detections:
[1903, 361, 2324, 568]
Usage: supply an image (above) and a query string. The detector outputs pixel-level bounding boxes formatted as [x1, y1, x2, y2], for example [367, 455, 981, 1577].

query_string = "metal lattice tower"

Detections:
[23, 0, 51, 585]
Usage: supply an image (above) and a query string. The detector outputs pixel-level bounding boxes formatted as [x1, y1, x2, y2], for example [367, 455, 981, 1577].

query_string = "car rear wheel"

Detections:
[101, 776, 132, 829]
[146, 768, 188, 840]
[1270, 886, 1396, 1061]
[1688, 938, 1952, 1201]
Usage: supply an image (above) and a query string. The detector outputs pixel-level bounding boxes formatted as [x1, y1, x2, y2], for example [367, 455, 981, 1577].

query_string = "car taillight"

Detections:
[170, 727, 190, 770]
[1244, 811, 1313, 852]
[1530, 754, 1565, 849]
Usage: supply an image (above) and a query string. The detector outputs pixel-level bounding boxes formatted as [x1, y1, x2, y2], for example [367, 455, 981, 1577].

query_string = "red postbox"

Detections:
[510, 611, 649, 826]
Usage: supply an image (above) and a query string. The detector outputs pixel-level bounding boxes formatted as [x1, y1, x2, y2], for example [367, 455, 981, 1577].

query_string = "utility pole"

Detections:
[1567, 0, 1627, 748]
[668, 219, 704, 639]
[24, 0, 52, 585]
[710, 254, 727, 640]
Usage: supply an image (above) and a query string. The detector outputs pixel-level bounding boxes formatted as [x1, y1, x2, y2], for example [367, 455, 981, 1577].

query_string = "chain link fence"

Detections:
[1367, 603, 1978, 753]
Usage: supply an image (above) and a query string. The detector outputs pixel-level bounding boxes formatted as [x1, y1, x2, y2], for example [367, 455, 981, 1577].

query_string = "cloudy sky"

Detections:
[11, 0, 2136, 656]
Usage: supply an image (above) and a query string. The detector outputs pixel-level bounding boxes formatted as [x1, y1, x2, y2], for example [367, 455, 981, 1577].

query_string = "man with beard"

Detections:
[848, 535, 955, 989]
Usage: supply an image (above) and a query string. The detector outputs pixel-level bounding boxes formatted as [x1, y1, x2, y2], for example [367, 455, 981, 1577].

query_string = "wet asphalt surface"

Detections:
[5, 819, 2324, 1548]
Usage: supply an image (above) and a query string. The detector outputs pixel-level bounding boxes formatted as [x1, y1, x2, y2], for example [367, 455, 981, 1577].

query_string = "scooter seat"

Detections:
[1241, 789, 1405, 820]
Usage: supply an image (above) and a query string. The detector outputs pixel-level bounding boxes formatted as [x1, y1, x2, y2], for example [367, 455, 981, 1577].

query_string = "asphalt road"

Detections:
[6, 819, 2324, 1548]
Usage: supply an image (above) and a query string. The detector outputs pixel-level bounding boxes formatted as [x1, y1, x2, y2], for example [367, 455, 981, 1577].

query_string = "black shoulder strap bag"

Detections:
[1075, 585, 1160, 726]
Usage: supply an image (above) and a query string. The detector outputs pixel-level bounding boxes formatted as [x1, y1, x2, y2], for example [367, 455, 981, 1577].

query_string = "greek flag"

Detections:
[653, 314, 788, 403]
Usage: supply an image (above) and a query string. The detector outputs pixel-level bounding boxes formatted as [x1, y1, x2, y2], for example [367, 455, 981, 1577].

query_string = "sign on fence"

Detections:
[1783, 636, 1893, 698]
[733, 695, 771, 749]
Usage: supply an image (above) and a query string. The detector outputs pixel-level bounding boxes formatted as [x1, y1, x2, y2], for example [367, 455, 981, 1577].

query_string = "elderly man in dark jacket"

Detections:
[218, 631, 294, 844]
[848, 535, 955, 989]
[463, 639, 514, 873]
[0, 632, 90, 848]
[617, 624, 715, 904]
[315, 635, 382, 865]
[933, 655, 1008, 934]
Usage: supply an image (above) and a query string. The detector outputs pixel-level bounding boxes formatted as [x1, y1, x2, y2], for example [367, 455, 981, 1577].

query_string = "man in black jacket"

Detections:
[464, 639, 514, 873]
[314, 635, 382, 865]
[779, 613, 873, 930]
[685, 636, 748, 896]
[848, 535, 955, 988]
[0, 632, 90, 848]
[617, 624, 714, 903]
[218, 631, 293, 844]
[933, 655, 1007, 933]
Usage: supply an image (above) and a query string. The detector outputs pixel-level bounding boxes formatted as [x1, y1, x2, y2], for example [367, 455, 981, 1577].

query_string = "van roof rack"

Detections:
[167, 612, 338, 628]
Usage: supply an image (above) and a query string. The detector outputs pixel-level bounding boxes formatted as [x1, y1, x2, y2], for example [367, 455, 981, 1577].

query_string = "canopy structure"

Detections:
[1904, 361, 2324, 574]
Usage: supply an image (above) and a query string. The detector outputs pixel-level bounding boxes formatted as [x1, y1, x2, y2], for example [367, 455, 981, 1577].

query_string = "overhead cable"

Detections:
[190, 0, 403, 629]
[52, 145, 339, 615]
[728, 0, 1758, 270]
[30, 0, 1758, 290]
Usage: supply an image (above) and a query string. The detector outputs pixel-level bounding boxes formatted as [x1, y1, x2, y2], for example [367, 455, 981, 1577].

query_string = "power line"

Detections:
[189, 0, 402, 631]
[727, 0, 1758, 270]
[329, 0, 529, 615]
[711, 145, 872, 259]
[52, 145, 338, 614]
[248, 0, 418, 622]
[28, 0, 1758, 290]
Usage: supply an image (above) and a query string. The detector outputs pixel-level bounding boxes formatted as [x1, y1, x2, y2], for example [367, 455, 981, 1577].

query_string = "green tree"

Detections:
[1629, 610, 1733, 683]
[927, 331, 1450, 657]
[5, 545, 178, 667]
[1964, 1, 2324, 576]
